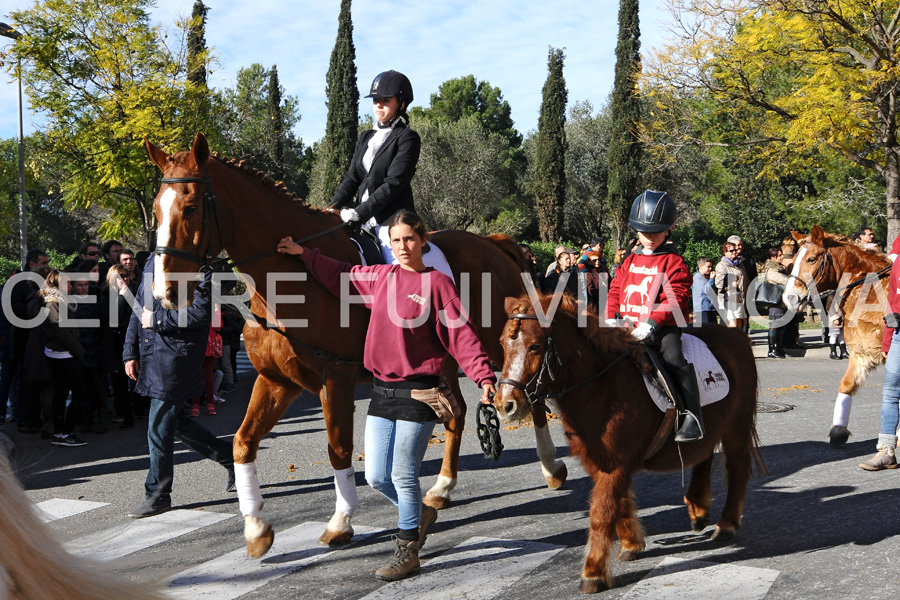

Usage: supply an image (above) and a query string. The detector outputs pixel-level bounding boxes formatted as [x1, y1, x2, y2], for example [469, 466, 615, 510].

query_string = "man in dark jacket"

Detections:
[123, 256, 234, 518]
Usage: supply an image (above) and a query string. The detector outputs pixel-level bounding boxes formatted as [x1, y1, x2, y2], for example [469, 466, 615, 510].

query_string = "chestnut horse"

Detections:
[144, 133, 567, 558]
[494, 294, 762, 593]
[783, 226, 891, 446]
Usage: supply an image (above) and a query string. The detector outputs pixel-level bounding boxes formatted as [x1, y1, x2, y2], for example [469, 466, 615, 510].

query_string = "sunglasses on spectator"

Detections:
[86, 251, 99, 256]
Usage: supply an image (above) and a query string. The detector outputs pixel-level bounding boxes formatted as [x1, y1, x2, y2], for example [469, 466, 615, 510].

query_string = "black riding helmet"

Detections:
[365, 70, 414, 110]
[629, 190, 676, 233]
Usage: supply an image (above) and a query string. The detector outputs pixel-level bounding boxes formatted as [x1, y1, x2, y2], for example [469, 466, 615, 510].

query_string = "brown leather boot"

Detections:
[375, 537, 420, 581]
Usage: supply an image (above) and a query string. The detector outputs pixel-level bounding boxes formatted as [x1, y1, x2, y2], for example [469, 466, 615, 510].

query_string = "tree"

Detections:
[532, 47, 568, 242]
[645, 0, 900, 241]
[8, 0, 204, 245]
[216, 64, 305, 192]
[410, 115, 512, 232]
[310, 0, 357, 206]
[267, 66, 285, 182]
[565, 100, 611, 241]
[411, 75, 523, 159]
[187, 1, 209, 88]
[606, 0, 644, 247]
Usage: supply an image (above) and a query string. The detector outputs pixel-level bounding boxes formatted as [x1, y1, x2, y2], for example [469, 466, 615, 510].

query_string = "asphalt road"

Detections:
[3, 328, 898, 599]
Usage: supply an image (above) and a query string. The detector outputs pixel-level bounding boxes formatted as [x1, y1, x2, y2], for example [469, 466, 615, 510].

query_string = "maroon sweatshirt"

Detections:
[300, 247, 496, 388]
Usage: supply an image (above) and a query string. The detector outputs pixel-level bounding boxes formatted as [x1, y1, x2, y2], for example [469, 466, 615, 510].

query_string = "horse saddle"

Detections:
[642, 334, 729, 412]
[348, 226, 384, 266]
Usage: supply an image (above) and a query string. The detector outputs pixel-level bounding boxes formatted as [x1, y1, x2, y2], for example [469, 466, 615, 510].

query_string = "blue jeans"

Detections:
[364, 415, 436, 531]
[881, 332, 900, 438]
[145, 396, 233, 500]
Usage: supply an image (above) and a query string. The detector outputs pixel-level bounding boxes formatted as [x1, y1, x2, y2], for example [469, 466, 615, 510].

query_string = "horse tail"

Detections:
[486, 234, 530, 272]
[0, 453, 167, 600]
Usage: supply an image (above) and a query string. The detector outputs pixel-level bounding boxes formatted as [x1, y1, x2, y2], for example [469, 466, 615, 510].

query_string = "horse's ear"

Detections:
[189, 132, 210, 170]
[145, 138, 170, 172]
[809, 225, 825, 245]
[504, 295, 522, 315]
[791, 230, 804, 243]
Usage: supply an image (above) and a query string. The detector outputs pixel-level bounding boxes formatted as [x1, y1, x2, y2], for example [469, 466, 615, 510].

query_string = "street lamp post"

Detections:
[1, 22, 27, 267]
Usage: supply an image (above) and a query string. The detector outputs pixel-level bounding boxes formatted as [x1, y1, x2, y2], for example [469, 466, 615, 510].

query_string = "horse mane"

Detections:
[821, 231, 891, 272]
[0, 453, 166, 600]
[507, 294, 650, 371]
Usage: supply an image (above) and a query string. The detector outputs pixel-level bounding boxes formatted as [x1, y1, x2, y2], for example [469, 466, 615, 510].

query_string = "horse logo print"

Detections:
[623, 276, 653, 306]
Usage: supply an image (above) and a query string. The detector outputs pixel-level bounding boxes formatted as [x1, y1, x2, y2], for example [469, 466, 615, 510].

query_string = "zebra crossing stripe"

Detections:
[66, 509, 234, 561]
[166, 521, 383, 599]
[35, 498, 109, 523]
[360, 536, 565, 600]
[622, 557, 779, 600]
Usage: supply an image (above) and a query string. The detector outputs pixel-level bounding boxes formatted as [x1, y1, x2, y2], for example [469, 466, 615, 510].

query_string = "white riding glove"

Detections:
[604, 318, 619, 327]
[631, 322, 654, 341]
[340, 208, 360, 223]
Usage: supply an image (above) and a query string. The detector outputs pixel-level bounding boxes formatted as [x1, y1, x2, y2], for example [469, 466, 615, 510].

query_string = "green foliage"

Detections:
[215, 64, 306, 191]
[10, 0, 208, 243]
[523, 240, 578, 274]
[565, 100, 610, 242]
[187, 1, 209, 88]
[411, 115, 513, 231]
[533, 47, 568, 242]
[314, 0, 358, 205]
[670, 224, 723, 274]
[606, 0, 643, 247]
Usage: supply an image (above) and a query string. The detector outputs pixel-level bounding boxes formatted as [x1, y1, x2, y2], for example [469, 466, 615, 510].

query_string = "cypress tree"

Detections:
[268, 65, 285, 181]
[318, 0, 358, 203]
[606, 0, 643, 247]
[533, 47, 568, 242]
[187, 1, 209, 88]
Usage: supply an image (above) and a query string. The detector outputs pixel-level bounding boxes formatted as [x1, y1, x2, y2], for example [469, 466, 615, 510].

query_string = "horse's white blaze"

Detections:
[783, 246, 808, 309]
[499, 339, 528, 417]
[153, 188, 177, 301]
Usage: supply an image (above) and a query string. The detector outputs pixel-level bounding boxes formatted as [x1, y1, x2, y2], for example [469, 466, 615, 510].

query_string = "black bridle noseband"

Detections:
[498, 312, 629, 406]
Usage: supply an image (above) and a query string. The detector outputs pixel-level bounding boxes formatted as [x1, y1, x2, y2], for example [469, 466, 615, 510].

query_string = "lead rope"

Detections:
[476, 398, 504, 460]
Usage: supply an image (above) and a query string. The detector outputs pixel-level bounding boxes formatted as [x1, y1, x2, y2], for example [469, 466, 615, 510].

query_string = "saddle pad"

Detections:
[642, 334, 729, 412]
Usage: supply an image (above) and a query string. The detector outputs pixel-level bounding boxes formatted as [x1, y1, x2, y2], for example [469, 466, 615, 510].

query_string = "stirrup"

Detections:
[675, 411, 704, 442]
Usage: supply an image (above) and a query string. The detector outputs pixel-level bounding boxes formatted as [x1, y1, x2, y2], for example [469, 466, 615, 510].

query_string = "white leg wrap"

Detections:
[234, 462, 264, 518]
[833, 393, 853, 428]
[326, 511, 353, 534]
[333, 466, 358, 517]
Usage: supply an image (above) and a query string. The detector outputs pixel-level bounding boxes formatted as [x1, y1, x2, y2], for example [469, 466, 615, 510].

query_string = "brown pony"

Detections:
[494, 294, 762, 593]
[783, 225, 890, 446]
[143, 133, 567, 558]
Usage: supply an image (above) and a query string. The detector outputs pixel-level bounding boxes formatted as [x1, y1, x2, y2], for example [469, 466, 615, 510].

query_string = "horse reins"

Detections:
[152, 171, 364, 389]
[790, 246, 891, 302]
[498, 312, 630, 405]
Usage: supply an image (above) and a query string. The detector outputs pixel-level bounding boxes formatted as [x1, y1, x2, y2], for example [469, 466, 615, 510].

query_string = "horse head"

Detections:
[783, 225, 833, 311]
[495, 294, 575, 421]
[145, 132, 227, 309]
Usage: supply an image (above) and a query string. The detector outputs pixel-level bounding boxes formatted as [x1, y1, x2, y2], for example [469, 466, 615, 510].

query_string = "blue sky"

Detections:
[1, 0, 671, 144]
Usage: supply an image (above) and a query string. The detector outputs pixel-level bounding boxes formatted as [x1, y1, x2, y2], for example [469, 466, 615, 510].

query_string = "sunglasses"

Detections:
[86, 251, 99, 256]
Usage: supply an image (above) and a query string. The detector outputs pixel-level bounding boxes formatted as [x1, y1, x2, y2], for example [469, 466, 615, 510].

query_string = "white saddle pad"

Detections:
[643, 333, 730, 412]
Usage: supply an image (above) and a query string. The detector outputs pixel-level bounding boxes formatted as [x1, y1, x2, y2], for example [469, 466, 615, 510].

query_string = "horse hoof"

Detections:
[246, 524, 274, 558]
[545, 461, 568, 490]
[710, 526, 736, 542]
[691, 515, 710, 532]
[829, 426, 850, 448]
[578, 578, 610, 594]
[318, 529, 353, 547]
[617, 548, 640, 562]
[423, 493, 451, 510]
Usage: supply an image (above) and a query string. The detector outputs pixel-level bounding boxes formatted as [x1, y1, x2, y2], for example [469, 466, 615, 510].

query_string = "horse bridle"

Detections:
[155, 173, 222, 269]
[788, 246, 834, 297]
[498, 312, 630, 406]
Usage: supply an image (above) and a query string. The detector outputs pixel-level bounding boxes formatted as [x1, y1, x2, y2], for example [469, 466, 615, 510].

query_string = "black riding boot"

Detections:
[774, 328, 786, 358]
[829, 344, 839, 360]
[673, 364, 705, 443]
[839, 342, 849, 359]
[767, 330, 785, 359]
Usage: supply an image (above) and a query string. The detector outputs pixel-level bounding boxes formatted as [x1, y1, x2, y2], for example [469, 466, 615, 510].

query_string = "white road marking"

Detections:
[166, 521, 382, 599]
[360, 536, 565, 600]
[35, 498, 109, 522]
[65, 509, 233, 561]
[623, 557, 779, 600]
